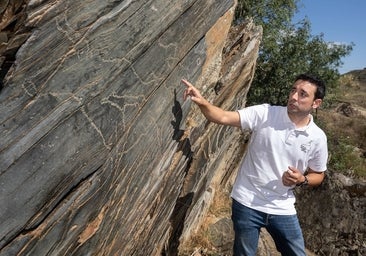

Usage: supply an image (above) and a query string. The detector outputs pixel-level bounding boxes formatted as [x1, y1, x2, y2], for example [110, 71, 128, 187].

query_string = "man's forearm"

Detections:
[182, 79, 241, 127]
[198, 101, 241, 127]
[304, 171, 325, 187]
[198, 100, 227, 124]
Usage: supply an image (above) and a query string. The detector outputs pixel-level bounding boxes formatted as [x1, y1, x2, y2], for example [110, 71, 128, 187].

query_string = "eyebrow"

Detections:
[300, 89, 309, 96]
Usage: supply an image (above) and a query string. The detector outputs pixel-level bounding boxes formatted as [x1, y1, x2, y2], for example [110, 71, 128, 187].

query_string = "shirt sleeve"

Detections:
[237, 104, 269, 131]
[308, 132, 328, 172]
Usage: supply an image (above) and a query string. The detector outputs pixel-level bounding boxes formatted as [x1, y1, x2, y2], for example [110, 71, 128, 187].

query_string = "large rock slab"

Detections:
[0, 1, 261, 255]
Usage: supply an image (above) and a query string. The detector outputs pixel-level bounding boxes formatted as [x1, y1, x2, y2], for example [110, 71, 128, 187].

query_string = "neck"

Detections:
[288, 112, 311, 128]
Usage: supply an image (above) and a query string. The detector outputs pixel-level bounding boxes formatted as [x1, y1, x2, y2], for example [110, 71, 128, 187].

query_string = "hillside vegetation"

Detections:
[318, 69, 366, 178]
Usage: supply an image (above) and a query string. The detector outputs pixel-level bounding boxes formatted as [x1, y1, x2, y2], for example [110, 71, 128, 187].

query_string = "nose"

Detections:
[290, 91, 298, 101]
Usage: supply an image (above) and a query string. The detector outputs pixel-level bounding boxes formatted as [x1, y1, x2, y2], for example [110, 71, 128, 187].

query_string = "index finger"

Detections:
[181, 79, 192, 87]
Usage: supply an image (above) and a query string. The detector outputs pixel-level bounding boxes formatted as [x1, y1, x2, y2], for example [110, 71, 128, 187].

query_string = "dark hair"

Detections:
[295, 74, 326, 100]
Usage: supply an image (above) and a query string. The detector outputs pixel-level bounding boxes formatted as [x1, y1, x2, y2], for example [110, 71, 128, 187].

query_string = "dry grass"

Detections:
[337, 72, 366, 108]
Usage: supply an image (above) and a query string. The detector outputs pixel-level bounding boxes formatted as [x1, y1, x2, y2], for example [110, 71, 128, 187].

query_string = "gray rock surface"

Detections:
[0, 1, 263, 255]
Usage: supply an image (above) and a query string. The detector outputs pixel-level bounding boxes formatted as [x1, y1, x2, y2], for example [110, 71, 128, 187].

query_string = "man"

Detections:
[182, 74, 328, 256]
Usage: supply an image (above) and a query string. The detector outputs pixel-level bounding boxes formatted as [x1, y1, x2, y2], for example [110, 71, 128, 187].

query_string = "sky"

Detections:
[293, 0, 366, 74]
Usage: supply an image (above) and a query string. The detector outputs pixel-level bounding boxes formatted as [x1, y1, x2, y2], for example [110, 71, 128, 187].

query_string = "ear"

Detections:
[312, 99, 322, 109]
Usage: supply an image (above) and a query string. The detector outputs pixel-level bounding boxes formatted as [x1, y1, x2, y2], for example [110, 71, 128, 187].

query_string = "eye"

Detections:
[300, 90, 309, 98]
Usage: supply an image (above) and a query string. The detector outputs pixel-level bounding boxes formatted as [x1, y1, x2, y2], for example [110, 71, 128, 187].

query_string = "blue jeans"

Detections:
[231, 199, 305, 256]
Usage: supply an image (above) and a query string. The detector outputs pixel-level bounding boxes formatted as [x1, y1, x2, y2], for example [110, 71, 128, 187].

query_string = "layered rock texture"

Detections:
[0, 0, 262, 255]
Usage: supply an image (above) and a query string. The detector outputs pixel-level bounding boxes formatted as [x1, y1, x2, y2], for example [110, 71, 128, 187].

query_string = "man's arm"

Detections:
[300, 168, 325, 187]
[182, 79, 241, 127]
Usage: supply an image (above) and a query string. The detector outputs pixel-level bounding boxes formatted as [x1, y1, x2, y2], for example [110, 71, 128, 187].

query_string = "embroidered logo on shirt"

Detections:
[300, 140, 313, 153]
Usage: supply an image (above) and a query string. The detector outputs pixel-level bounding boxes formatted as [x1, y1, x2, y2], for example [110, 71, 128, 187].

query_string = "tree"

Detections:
[235, 0, 353, 106]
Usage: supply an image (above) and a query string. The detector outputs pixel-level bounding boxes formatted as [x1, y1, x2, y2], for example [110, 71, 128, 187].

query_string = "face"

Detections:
[287, 79, 322, 116]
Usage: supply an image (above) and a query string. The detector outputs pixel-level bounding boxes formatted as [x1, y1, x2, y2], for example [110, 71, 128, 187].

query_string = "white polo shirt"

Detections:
[231, 104, 328, 215]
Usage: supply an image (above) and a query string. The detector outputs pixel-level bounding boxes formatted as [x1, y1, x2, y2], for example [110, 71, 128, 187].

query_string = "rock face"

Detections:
[0, 1, 262, 255]
[296, 171, 366, 255]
